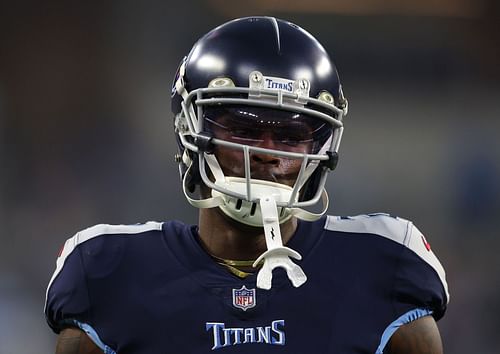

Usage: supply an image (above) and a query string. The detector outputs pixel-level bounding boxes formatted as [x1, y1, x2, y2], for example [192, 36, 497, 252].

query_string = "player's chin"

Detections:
[216, 208, 263, 234]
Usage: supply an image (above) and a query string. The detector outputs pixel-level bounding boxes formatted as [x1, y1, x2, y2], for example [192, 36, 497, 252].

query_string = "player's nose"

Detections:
[251, 132, 280, 165]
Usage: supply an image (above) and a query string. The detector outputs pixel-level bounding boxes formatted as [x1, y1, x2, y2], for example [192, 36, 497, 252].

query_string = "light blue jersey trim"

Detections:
[63, 320, 117, 354]
[375, 308, 433, 354]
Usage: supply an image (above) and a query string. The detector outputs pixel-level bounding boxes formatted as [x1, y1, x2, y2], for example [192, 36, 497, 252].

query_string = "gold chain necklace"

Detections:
[210, 254, 264, 279]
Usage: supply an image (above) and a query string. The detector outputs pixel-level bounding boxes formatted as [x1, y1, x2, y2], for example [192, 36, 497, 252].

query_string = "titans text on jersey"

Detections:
[206, 319, 285, 350]
[45, 214, 448, 354]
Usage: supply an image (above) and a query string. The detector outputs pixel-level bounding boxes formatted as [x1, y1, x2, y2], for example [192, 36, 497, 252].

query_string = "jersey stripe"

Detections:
[65, 320, 117, 354]
[375, 308, 433, 354]
[269, 17, 281, 52]
[324, 214, 449, 303]
[324, 214, 410, 244]
[44, 222, 163, 312]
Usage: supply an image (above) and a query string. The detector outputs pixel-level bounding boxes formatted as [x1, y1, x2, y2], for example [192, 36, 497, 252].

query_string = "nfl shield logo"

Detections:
[232, 285, 256, 311]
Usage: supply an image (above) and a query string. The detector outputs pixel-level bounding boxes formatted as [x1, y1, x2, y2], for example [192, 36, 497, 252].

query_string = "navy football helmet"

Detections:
[171, 17, 348, 289]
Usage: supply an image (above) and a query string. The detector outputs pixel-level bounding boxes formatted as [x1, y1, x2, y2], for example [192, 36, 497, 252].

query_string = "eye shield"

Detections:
[203, 106, 333, 154]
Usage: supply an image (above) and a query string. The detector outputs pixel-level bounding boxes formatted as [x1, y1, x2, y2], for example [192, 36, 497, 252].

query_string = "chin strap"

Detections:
[290, 189, 329, 222]
[253, 195, 307, 290]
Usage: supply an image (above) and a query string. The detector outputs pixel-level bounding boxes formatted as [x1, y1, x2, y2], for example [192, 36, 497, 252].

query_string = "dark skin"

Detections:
[55, 129, 443, 354]
[56, 328, 101, 354]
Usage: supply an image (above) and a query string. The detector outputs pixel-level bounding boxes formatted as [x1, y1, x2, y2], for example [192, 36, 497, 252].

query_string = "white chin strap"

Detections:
[182, 154, 329, 290]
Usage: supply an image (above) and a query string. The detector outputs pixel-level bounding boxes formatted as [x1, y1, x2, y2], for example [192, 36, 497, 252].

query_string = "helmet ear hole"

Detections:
[184, 152, 201, 193]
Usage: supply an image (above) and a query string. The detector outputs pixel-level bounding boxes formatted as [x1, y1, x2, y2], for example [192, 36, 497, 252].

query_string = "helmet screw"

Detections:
[299, 79, 308, 90]
[319, 91, 334, 104]
[251, 72, 262, 83]
[208, 77, 235, 88]
[214, 79, 225, 86]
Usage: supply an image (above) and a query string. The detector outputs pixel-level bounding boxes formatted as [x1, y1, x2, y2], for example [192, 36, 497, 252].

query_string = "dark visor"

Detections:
[203, 106, 332, 154]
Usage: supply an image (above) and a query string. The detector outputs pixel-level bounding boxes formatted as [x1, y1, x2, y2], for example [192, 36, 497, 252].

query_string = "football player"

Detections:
[46, 16, 449, 353]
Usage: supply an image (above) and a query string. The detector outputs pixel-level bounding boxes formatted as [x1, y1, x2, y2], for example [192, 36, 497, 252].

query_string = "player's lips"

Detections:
[251, 171, 297, 183]
[217, 154, 301, 186]
[224, 169, 298, 186]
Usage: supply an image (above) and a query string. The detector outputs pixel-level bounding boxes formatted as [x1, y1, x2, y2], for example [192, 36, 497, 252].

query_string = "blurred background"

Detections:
[1, 0, 499, 353]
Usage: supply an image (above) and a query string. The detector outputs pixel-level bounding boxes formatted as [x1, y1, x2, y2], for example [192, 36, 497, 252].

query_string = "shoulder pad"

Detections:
[47, 222, 163, 294]
[325, 214, 449, 302]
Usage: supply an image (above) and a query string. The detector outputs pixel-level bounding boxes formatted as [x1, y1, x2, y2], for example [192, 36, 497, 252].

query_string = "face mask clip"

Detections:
[320, 151, 339, 171]
[194, 133, 214, 153]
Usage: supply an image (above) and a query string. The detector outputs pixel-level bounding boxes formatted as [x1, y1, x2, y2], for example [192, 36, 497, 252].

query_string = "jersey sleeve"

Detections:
[45, 233, 91, 333]
[393, 222, 449, 320]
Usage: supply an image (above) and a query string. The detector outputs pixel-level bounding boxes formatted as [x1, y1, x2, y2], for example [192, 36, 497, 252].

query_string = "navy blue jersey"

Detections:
[45, 214, 448, 353]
